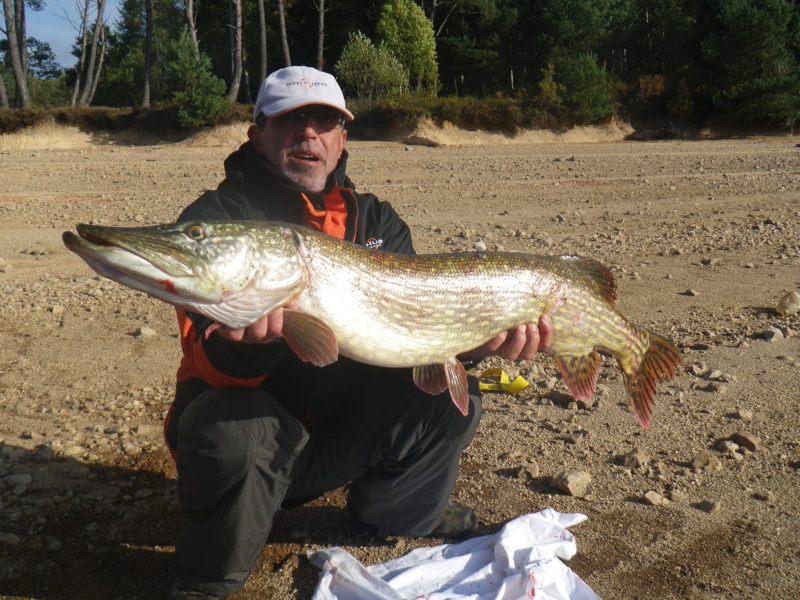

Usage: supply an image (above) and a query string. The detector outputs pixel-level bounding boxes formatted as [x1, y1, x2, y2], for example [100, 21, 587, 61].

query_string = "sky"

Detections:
[24, 0, 122, 68]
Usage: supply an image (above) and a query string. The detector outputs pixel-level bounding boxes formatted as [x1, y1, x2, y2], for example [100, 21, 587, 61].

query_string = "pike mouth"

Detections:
[62, 226, 213, 304]
[70, 224, 195, 278]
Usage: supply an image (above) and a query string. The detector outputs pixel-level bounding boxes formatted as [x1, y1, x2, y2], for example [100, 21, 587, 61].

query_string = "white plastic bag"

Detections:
[309, 508, 601, 600]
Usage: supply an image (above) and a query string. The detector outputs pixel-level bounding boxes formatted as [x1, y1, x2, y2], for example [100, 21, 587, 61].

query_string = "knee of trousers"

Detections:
[175, 387, 309, 510]
[416, 377, 483, 448]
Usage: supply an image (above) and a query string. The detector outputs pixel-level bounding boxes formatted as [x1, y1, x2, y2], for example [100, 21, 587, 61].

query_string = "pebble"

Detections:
[0, 532, 21, 546]
[551, 469, 592, 497]
[753, 490, 777, 503]
[643, 490, 668, 506]
[690, 451, 721, 471]
[717, 440, 740, 454]
[617, 449, 650, 469]
[134, 326, 157, 337]
[698, 499, 722, 514]
[761, 328, 784, 341]
[775, 291, 800, 317]
[689, 363, 707, 377]
[4, 473, 33, 487]
[731, 431, 765, 452]
[666, 489, 687, 502]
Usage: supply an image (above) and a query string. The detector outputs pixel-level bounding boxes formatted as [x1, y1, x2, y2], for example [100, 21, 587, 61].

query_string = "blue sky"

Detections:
[25, 0, 121, 68]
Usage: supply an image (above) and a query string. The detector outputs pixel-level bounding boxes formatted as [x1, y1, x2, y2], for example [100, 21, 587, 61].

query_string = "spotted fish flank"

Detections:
[63, 220, 682, 428]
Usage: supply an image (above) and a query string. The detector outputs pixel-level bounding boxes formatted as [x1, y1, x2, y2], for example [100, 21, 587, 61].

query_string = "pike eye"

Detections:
[187, 225, 205, 240]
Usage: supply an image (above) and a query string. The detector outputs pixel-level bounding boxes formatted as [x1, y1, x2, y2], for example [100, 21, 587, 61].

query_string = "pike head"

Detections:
[63, 221, 308, 329]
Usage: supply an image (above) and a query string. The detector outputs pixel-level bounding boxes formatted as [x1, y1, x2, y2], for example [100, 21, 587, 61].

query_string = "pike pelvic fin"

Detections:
[562, 257, 618, 303]
[281, 309, 339, 367]
[553, 351, 602, 400]
[413, 358, 469, 416]
[621, 327, 683, 430]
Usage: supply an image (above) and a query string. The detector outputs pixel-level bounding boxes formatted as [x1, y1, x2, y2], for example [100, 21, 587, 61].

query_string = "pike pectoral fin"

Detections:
[281, 310, 339, 367]
[413, 358, 470, 416]
[553, 351, 602, 400]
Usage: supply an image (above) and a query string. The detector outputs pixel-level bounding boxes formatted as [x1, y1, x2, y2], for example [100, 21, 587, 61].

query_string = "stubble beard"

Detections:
[281, 165, 328, 193]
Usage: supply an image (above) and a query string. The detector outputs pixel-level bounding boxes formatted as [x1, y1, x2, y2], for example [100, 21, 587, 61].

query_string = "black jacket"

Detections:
[166, 142, 416, 447]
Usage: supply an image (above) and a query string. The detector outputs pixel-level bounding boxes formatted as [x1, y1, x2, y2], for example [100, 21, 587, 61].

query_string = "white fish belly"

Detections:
[297, 258, 547, 367]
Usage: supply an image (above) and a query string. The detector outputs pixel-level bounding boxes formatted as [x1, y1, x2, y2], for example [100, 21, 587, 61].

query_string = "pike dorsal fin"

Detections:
[562, 256, 617, 303]
[282, 309, 339, 367]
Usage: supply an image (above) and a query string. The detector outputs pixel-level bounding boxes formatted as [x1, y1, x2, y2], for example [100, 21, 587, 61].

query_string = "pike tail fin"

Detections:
[621, 327, 682, 429]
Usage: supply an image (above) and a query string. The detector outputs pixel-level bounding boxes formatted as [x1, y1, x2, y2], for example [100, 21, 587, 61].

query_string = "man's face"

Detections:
[249, 104, 348, 193]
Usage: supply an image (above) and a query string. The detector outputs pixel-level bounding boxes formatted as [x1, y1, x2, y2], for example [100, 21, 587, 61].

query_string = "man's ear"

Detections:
[247, 125, 263, 153]
[338, 129, 347, 161]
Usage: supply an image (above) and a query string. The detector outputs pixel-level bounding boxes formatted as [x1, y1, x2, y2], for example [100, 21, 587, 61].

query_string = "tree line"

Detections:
[2, 0, 800, 129]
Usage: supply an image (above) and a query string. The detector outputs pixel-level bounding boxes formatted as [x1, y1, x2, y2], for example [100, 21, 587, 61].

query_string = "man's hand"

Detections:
[459, 313, 553, 361]
[214, 301, 298, 344]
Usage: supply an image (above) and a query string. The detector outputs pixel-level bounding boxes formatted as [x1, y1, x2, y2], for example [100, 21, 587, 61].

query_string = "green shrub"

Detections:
[554, 53, 613, 125]
[165, 32, 228, 128]
[335, 32, 409, 101]
[376, 0, 440, 94]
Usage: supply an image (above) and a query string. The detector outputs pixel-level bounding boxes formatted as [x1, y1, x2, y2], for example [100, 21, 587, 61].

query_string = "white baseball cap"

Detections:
[252, 66, 354, 123]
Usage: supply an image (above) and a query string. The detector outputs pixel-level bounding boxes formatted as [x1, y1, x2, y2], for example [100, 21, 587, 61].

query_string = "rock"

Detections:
[716, 440, 740, 454]
[697, 499, 722, 513]
[702, 382, 726, 394]
[775, 291, 800, 317]
[84, 522, 101, 535]
[122, 442, 141, 456]
[132, 423, 157, 436]
[134, 326, 157, 338]
[731, 431, 765, 452]
[551, 469, 592, 497]
[617, 449, 650, 469]
[761, 328, 784, 341]
[690, 451, 721, 471]
[753, 490, 777, 503]
[517, 461, 540, 480]
[681, 289, 699, 296]
[689, 363, 707, 377]
[0, 258, 11, 273]
[733, 409, 754, 421]
[0, 533, 21, 546]
[666, 489, 687, 503]
[3, 473, 33, 487]
[643, 490, 668, 506]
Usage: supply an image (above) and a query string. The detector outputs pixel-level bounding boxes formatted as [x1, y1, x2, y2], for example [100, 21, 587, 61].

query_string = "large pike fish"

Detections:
[63, 220, 681, 428]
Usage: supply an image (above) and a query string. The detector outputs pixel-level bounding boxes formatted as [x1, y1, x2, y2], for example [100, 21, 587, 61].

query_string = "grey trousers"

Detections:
[172, 376, 482, 596]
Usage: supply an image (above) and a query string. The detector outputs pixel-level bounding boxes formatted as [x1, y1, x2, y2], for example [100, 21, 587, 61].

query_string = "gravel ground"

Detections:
[0, 122, 799, 599]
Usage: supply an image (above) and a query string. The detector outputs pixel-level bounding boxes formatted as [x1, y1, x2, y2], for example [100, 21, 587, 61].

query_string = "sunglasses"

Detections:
[267, 109, 347, 131]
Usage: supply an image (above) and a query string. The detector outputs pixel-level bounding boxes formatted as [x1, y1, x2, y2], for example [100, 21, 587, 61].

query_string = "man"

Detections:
[166, 66, 552, 599]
